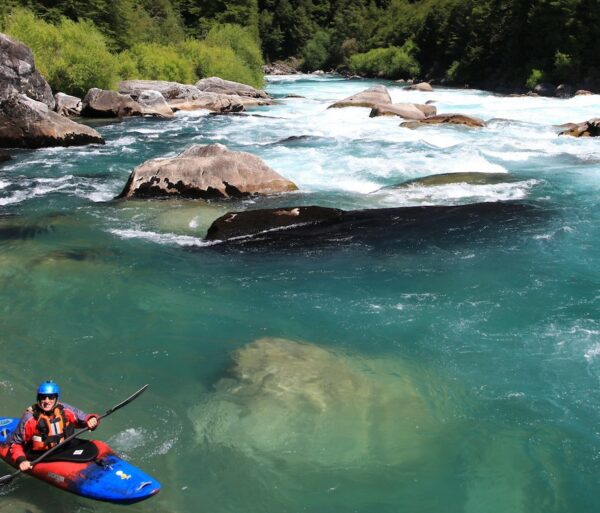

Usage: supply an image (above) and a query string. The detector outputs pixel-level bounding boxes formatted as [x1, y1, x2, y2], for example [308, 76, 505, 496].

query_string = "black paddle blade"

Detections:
[0, 471, 19, 486]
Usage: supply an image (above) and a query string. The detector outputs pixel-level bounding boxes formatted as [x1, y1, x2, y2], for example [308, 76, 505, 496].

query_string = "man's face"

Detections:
[37, 395, 58, 412]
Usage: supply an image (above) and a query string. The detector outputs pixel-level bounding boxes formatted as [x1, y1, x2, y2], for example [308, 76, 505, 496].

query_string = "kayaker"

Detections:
[7, 380, 99, 472]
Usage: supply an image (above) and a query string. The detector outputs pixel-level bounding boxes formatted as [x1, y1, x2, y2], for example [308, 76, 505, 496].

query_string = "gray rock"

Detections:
[329, 85, 392, 109]
[0, 33, 54, 109]
[54, 92, 82, 117]
[119, 80, 202, 101]
[0, 94, 104, 148]
[135, 89, 173, 118]
[575, 89, 593, 96]
[195, 77, 269, 99]
[370, 103, 425, 120]
[118, 143, 298, 199]
[167, 92, 246, 113]
[82, 88, 145, 118]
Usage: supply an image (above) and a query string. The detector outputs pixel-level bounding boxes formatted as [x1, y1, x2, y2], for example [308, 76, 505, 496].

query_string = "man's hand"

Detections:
[87, 416, 98, 430]
[19, 460, 32, 472]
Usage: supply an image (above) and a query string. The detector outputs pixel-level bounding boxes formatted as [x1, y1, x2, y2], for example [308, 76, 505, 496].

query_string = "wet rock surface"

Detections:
[54, 92, 82, 117]
[195, 77, 269, 99]
[559, 118, 600, 137]
[205, 201, 540, 247]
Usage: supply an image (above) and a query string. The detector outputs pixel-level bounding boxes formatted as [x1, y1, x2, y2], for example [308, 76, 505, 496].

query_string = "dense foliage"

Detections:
[0, 1, 264, 96]
[1, 0, 598, 91]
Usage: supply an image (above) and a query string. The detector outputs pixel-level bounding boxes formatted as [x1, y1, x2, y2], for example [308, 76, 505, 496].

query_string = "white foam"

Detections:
[0, 180, 10, 189]
[110, 228, 214, 247]
[585, 343, 600, 362]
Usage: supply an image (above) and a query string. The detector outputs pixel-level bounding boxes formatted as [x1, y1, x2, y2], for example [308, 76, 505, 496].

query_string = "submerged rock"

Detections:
[205, 201, 539, 246]
[0, 94, 104, 148]
[0, 33, 54, 109]
[328, 85, 391, 109]
[0, 149, 10, 162]
[118, 143, 298, 199]
[401, 113, 486, 128]
[558, 118, 600, 137]
[190, 338, 446, 466]
[389, 172, 512, 187]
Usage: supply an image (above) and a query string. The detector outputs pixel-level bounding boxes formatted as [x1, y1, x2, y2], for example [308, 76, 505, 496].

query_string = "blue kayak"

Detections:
[0, 417, 161, 503]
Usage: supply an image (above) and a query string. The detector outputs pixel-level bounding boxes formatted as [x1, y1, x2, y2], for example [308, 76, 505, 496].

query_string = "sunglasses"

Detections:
[37, 395, 58, 401]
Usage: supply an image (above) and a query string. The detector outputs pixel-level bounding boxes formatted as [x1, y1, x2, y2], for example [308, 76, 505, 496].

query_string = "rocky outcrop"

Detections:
[328, 85, 391, 109]
[195, 77, 268, 99]
[0, 33, 54, 109]
[401, 113, 485, 128]
[81, 88, 145, 118]
[369, 103, 433, 119]
[0, 94, 104, 148]
[205, 201, 537, 245]
[404, 82, 433, 92]
[559, 118, 600, 137]
[118, 143, 298, 199]
[54, 92, 82, 117]
[575, 89, 593, 96]
[118, 80, 251, 112]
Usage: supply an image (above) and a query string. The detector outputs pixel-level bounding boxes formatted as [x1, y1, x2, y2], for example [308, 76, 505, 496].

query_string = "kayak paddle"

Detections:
[0, 384, 149, 486]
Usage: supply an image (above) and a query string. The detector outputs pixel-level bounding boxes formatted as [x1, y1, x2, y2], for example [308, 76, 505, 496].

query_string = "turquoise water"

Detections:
[1, 75, 600, 512]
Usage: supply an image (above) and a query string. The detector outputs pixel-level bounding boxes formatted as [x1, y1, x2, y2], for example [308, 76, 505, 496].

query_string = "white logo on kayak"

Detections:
[0, 419, 12, 427]
[116, 470, 132, 480]
[47, 472, 65, 483]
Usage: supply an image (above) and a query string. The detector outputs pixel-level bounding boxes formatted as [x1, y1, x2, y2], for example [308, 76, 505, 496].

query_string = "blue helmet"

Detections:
[37, 380, 60, 399]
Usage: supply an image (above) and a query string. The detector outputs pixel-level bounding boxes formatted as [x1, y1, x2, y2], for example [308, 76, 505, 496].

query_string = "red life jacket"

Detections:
[30, 404, 73, 451]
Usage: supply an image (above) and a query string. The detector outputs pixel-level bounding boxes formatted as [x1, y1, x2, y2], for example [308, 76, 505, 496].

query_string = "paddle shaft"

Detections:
[0, 384, 148, 485]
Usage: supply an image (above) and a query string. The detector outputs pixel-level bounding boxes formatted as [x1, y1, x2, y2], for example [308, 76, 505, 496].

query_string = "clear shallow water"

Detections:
[0, 75, 599, 513]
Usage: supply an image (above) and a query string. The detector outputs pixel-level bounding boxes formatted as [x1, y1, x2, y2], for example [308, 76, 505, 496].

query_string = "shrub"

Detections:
[125, 43, 195, 83]
[204, 24, 263, 87]
[525, 68, 544, 90]
[348, 42, 420, 79]
[179, 39, 258, 86]
[302, 30, 331, 71]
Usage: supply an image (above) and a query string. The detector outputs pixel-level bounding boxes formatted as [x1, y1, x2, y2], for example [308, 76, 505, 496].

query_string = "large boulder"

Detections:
[369, 102, 426, 120]
[81, 88, 145, 118]
[328, 85, 392, 109]
[119, 80, 201, 101]
[167, 93, 246, 112]
[195, 77, 269, 99]
[0, 33, 54, 109]
[401, 113, 486, 128]
[559, 118, 600, 137]
[118, 143, 298, 199]
[54, 92, 82, 117]
[0, 94, 104, 148]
